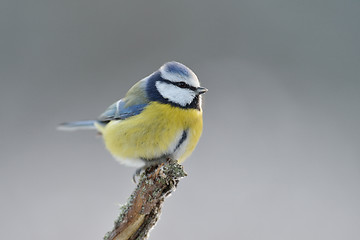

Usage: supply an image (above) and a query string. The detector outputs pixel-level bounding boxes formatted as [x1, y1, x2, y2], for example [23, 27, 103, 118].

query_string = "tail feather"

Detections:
[57, 120, 97, 131]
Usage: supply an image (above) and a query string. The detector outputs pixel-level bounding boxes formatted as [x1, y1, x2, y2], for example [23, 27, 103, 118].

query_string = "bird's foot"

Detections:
[132, 157, 174, 183]
[133, 167, 145, 183]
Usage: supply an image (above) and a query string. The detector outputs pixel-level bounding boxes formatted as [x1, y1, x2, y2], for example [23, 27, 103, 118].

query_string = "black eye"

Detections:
[177, 82, 187, 88]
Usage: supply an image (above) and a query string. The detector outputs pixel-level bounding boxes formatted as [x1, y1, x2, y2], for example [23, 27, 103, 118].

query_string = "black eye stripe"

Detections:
[161, 80, 197, 91]
[175, 82, 197, 91]
[174, 81, 188, 88]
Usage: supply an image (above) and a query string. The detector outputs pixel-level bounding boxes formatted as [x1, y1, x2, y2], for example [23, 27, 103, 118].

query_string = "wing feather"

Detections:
[97, 79, 149, 123]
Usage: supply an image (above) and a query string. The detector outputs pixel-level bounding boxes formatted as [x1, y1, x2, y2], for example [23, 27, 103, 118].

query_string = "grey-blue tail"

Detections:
[57, 120, 97, 131]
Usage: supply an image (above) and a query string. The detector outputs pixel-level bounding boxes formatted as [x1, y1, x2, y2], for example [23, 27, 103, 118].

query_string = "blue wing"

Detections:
[97, 78, 149, 124]
[97, 99, 148, 123]
[58, 100, 147, 130]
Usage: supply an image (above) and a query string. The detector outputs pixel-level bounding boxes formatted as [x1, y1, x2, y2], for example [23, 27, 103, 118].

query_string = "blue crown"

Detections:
[163, 62, 190, 78]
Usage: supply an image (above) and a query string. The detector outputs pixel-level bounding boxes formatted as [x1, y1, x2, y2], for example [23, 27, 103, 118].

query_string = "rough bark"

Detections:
[104, 159, 187, 240]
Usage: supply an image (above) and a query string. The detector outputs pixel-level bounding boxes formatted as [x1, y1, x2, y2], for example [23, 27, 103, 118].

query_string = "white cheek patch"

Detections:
[156, 81, 195, 106]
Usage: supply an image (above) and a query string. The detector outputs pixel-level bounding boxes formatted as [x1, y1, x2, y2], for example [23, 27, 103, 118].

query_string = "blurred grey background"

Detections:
[1, 0, 359, 239]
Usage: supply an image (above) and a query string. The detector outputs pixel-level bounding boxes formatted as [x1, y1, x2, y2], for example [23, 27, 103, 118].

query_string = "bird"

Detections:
[59, 61, 207, 179]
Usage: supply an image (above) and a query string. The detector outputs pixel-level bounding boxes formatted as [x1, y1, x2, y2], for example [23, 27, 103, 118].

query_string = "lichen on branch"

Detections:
[104, 159, 187, 240]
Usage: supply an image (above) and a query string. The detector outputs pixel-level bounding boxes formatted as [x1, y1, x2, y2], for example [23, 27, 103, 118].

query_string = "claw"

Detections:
[132, 168, 143, 183]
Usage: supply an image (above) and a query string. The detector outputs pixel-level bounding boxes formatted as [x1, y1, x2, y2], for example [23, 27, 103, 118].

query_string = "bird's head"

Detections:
[146, 61, 207, 110]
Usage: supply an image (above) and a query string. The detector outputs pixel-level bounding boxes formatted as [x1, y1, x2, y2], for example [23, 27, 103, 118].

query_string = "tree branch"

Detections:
[104, 159, 187, 240]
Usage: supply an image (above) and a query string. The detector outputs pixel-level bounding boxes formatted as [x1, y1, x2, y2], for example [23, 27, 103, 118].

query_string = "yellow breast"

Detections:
[97, 102, 203, 165]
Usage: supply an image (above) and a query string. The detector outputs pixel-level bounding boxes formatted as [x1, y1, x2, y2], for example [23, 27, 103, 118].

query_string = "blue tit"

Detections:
[59, 61, 207, 173]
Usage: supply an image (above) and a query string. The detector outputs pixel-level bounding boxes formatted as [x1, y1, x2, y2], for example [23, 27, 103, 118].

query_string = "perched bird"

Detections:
[59, 62, 207, 177]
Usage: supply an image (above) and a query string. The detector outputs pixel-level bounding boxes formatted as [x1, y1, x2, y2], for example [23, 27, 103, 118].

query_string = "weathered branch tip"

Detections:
[104, 159, 187, 240]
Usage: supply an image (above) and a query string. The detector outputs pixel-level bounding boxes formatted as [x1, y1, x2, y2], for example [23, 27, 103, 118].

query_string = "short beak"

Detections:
[196, 86, 208, 95]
